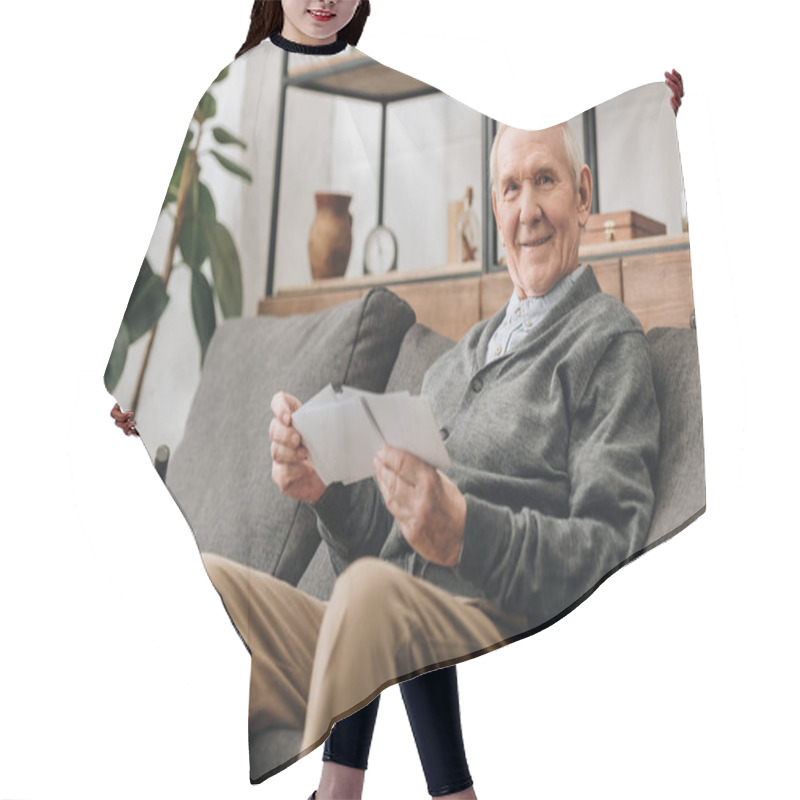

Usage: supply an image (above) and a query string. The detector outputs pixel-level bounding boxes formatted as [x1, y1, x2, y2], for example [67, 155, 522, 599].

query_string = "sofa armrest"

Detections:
[645, 326, 705, 548]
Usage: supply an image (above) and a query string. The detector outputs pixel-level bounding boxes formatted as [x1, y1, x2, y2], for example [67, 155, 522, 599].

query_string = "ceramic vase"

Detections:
[308, 192, 353, 280]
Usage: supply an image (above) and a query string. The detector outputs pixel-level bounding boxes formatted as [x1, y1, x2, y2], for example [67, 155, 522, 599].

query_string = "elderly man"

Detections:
[203, 122, 660, 761]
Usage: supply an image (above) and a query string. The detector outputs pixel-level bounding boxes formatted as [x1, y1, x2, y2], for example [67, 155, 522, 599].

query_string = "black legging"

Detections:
[323, 665, 472, 797]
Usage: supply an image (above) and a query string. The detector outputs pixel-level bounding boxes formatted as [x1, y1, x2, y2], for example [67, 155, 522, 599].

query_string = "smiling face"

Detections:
[280, 0, 361, 45]
[492, 125, 593, 299]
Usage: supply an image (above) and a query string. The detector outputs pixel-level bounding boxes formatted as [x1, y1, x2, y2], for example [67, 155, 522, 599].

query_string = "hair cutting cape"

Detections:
[106, 35, 704, 782]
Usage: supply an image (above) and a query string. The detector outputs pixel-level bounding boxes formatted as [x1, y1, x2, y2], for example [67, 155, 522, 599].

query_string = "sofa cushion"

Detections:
[166, 288, 416, 582]
[645, 327, 706, 548]
[384, 323, 455, 394]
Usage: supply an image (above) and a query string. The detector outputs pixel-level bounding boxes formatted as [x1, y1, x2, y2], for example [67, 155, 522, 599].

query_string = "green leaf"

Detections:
[210, 149, 252, 182]
[206, 221, 243, 318]
[193, 91, 217, 124]
[196, 180, 217, 219]
[213, 65, 230, 84]
[164, 148, 186, 209]
[179, 205, 207, 269]
[190, 268, 216, 365]
[212, 126, 247, 149]
[122, 258, 169, 342]
[104, 321, 130, 393]
[163, 185, 178, 209]
[178, 180, 216, 269]
[163, 129, 194, 210]
[126, 256, 155, 302]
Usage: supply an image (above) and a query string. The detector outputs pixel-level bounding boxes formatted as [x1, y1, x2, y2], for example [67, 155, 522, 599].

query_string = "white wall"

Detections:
[595, 81, 685, 233]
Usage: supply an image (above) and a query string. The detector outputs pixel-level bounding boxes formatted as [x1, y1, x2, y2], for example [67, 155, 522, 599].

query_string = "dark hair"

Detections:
[236, 1, 371, 58]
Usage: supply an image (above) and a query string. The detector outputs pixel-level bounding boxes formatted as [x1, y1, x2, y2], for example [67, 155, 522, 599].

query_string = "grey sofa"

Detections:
[162, 286, 705, 782]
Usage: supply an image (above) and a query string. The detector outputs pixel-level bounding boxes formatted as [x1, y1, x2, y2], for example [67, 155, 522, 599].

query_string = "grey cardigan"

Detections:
[314, 267, 660, 633]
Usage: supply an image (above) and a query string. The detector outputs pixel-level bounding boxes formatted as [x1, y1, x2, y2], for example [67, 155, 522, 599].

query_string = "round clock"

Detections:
[364, 224, 398, 275]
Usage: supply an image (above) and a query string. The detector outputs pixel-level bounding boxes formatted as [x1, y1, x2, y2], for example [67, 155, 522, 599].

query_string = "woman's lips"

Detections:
[308, 9, 335, 21]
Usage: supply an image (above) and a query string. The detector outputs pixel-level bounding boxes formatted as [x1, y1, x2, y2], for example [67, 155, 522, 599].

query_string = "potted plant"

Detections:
[105, 65, 252, 411]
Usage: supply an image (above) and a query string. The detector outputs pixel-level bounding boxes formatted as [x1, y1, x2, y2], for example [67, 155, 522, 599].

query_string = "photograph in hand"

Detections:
[292, 384, 450, 485]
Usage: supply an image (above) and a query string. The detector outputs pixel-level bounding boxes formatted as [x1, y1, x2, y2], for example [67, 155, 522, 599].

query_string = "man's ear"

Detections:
[577, 165, 593, 226]
[491, 188, 500, 236]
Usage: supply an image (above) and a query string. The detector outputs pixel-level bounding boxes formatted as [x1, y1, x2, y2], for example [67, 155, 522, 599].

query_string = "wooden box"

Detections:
[583, 210, 666, 246]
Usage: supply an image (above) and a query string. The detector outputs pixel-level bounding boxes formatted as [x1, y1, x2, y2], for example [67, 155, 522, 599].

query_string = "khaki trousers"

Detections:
[202, 554, 512, 756]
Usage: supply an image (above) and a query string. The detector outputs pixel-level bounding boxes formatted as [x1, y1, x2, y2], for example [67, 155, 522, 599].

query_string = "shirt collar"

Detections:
[503, 264, 586, 329]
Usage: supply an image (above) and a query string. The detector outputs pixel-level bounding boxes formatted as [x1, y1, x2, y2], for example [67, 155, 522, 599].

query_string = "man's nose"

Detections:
[519, 183, 543, 226]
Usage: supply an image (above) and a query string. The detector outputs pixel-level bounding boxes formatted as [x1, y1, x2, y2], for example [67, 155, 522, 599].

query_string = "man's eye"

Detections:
[537, 175, 553, 185]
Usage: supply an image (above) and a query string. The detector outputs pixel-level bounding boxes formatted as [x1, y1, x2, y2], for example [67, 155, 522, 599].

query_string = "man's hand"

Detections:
[373, 445, 466, 567]
[269, 391, 326, 503]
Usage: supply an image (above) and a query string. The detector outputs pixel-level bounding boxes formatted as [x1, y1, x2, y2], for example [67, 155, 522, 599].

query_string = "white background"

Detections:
[1, 1, 797, 798]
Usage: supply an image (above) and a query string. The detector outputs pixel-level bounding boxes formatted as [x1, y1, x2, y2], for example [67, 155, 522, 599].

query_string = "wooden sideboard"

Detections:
[258, 234, 693, 340]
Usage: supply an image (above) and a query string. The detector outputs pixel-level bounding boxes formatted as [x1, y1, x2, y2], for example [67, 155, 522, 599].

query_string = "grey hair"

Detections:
[490, 122, 584, 192]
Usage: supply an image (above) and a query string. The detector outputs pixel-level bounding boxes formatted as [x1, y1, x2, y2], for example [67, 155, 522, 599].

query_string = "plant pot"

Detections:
[308, 193, 353, 280]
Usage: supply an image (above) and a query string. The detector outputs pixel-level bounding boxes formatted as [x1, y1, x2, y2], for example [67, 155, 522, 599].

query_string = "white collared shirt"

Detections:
[486, 265, 586, 365]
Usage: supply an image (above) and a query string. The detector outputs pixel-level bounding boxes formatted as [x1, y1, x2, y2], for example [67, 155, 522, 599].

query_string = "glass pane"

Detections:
[274, 83, 483, 289]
